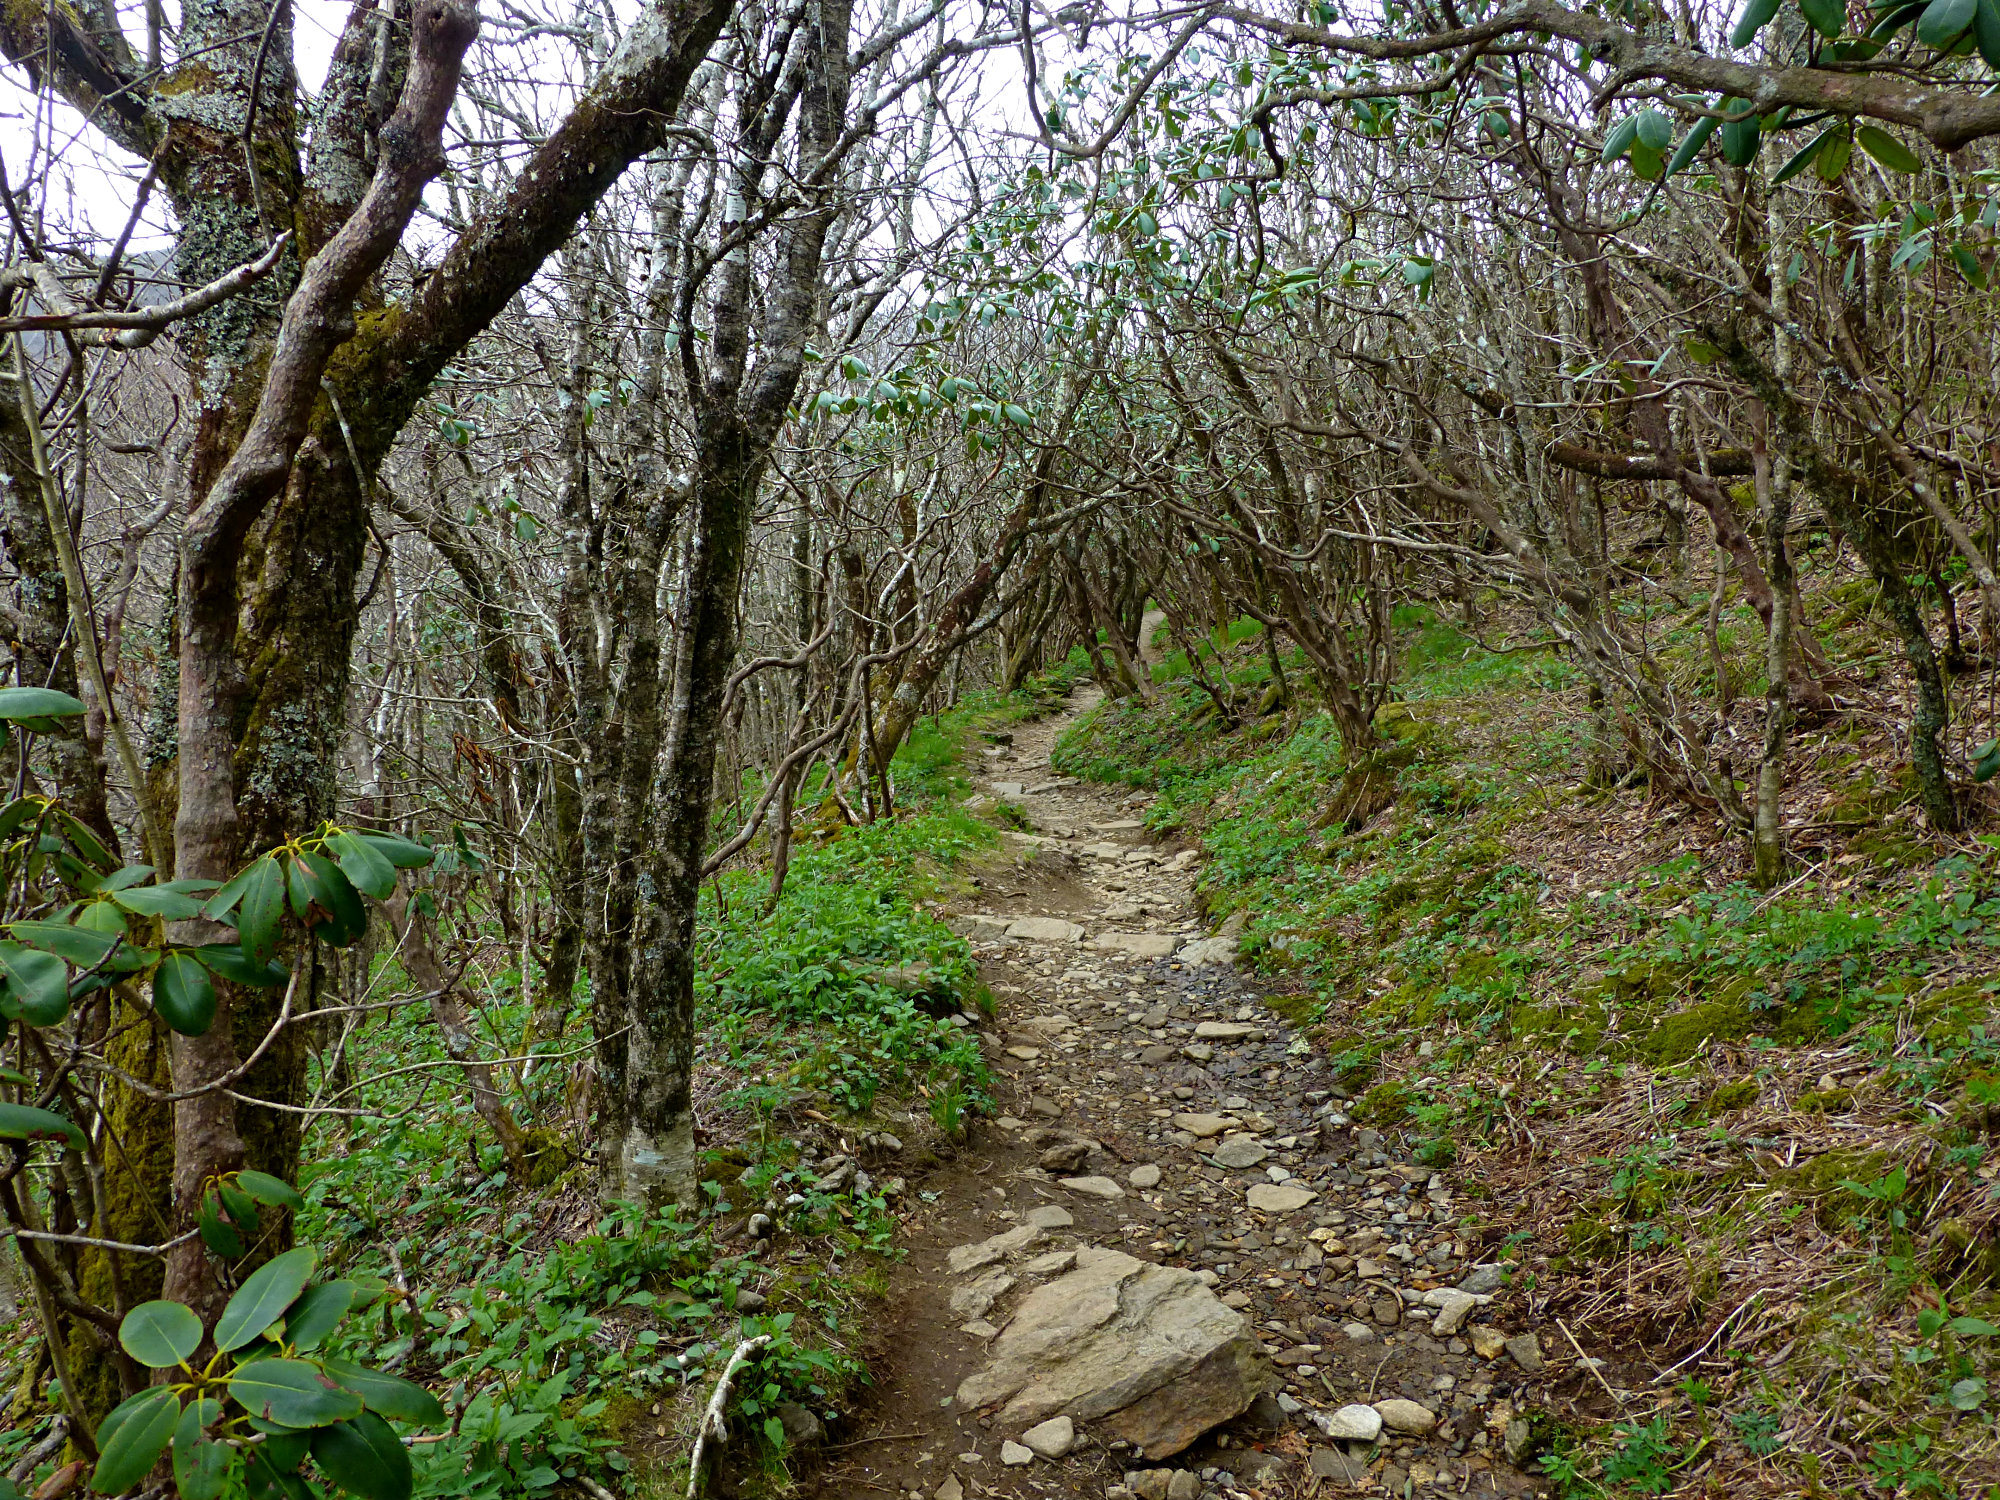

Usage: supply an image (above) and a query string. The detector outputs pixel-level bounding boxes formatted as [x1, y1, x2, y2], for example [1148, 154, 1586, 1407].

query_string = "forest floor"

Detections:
[808, 689, 1563, 1500]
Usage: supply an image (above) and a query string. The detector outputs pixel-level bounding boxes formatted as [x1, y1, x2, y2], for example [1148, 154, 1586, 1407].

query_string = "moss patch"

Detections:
[1352, 1079, 1413, 1124]
[1631, 999, 1753, 1065]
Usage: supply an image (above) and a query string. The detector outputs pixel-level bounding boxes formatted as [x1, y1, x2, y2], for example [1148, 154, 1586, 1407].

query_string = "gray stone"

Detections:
[1245, 1183, 1315, 1213]
[1025, 1204, 1074, 1230]
[1007, 916, 1087, 943]
[1308, 1448, 1368, 1482]
[1139, 1045, 1177, 1064]
[1234, 1450, 1286, 1482]
[1171, 1113, 1232, 1138]
[949, 1224, 1041, 1274]
[1001, 1441, 1035, 1466]
[1130, 1471, 1172, 1500]
[992, 782, 1027, 797]
[1341, 1322, 1376, 1343]
[1040, 1142, 1093, 1173]
[735, 1289, 767, 1313]
[1023, 1249, 1078, 1278]
[1426, 1289, 1479, 1337]
[1021, 1415, 1076, 1459]
[1129, 1164, 1163, 1189]
[1210, 1137, 1269, 1170]
[1095, 932, 1179, 959]
[1177, 937, 1239, 968]
[1505, 1332, 1545, 1374]
[1166, 1471, 1200, 1500]
[935, 1476, 964, 1500]
[951, 1269, 1017, 1319]
[1061, 1175, 1126, 1199]
[1240, 1391, 1287, 1431]
[1181, 1043, 1215, 1063]
[1373, 1399, 1436, 1435]
[956, 1246, 1270, 1459]
[1318, 1405, 1382, 1442]
[1192, 1021, 1262, 1041]
[1503, 1415, 1534, 1464]
[747, 1214, 772, 1240]
[774, 1401, 824, 1445]
[1470, 1326, 1506, 1359]
[1459, 1263, 1507, 1295]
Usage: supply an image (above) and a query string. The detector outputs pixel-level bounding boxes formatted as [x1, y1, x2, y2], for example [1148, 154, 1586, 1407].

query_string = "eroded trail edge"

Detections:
[813, 693, 1562, 1500]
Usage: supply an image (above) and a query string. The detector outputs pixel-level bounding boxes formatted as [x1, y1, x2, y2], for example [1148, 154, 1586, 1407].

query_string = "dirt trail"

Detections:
[809, 688, 1555, 1500]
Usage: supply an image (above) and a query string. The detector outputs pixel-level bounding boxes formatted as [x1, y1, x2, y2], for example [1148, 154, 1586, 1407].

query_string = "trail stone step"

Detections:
[955, 1245, 1270, 1458]
[1006, 916, 1086, 943]
[1192, 1020, 1263, 1041]
[1092, 932, 1178, 958]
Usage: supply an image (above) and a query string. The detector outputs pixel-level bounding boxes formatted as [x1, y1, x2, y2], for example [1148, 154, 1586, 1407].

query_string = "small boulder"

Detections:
[1178, 937, 1239, 968]
[1001, 1442, 1035, 1466]
[1459, 1264, 1508, 1295]
[1505, 1332, 1545, 1374]
[774, 1401, 824, 1446]
[1039, 1142, 1093, 1173]
[958, 1246, 1269, 1458]
[1427, 1289, 1479, 1337]
[1166, 1471, 1200, 1500]
[1021, 1415, 1076, 1459]
[1129, 1164, 1162, 1189]
[1318, 1405, 1383, 1442]
[1025, 1204, 1074, 1230]
[1211, 1137, 1269, 1170]
[1373, 1399, 1436, 1435]
[1308, 1448, 1368, 1482]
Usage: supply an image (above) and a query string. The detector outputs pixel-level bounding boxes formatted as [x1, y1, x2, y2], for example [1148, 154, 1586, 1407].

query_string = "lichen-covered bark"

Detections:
[604, 0, 855, 1210]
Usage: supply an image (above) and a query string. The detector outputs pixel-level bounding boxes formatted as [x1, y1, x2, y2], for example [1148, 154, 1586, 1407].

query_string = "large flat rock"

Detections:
[1176, 937, 1239, 968]
[955, 1246, 1270, 1458]
[1006, 916, 1087, 943]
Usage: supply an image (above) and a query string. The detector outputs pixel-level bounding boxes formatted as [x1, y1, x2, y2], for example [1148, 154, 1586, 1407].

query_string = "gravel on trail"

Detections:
[810, 688, 1556, 1500]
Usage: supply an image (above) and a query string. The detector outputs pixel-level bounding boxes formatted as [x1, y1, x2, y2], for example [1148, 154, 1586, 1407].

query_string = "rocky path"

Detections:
[811, 690, 1551, 1500]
